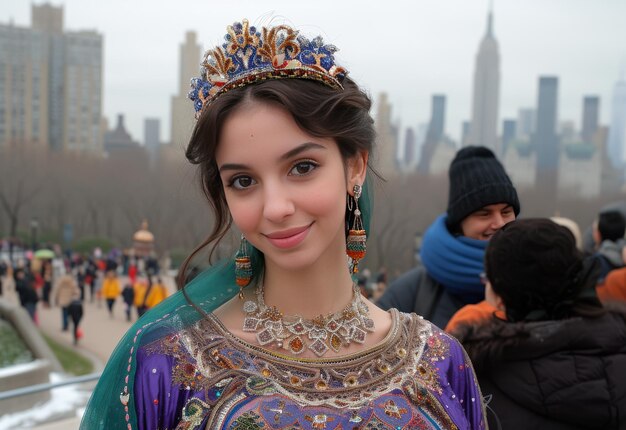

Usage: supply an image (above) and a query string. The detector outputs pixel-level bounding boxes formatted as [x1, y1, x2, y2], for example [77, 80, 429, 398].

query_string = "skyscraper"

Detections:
[0, 4, 103, 151]
[533, 76, 560, 201]
[418, 94, 447, 173]
[170, 31, 201, 148]
[144, 118, 160, 148]
[607, 71, 626, 168]
[403, 127, 416, 169]
[581, 96, 599, 145]
[516, 108, 536, 141]
[0, 24, 49, 147]
[467, 6, 500, 154]
[374, 92, 397, 176]
[501, 119, 516, 154]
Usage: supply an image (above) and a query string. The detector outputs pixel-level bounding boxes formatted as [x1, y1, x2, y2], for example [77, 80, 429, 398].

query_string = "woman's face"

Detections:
[216, 102, 367, 272]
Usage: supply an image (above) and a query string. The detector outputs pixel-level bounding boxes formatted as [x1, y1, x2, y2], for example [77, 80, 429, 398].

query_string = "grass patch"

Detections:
[43, 334, 94, 376]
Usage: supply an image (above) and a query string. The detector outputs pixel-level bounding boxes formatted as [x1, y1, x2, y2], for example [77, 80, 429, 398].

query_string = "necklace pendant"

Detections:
[329, 333, 343, 353]
[309, 338, 330, 357]
[288, 336, 305, 354]
[256, 328, 275, 346]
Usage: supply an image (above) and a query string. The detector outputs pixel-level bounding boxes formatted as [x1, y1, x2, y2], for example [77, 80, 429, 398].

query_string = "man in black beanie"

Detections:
[377, 146, 520, 329]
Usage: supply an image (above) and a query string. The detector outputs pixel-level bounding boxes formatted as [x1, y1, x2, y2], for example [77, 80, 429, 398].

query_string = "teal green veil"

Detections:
[79, 177, 373, 429]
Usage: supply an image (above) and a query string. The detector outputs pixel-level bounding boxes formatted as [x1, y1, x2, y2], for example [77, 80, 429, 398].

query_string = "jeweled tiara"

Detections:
[187, 19, 348, 117]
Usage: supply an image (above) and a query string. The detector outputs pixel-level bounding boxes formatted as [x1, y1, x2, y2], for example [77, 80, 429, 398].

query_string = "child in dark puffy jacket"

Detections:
[122, 283, 135, 322]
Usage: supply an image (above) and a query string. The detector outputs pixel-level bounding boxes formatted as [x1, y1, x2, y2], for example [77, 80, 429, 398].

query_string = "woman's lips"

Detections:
[264, 223, 312, 249]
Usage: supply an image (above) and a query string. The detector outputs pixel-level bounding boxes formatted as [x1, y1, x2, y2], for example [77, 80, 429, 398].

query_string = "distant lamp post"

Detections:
[30, 219, 39, 251]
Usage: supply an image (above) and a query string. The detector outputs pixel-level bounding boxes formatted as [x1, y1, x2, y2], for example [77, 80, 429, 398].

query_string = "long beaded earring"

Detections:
[235, 235, 252, 299]
[346, 184, 367, 273]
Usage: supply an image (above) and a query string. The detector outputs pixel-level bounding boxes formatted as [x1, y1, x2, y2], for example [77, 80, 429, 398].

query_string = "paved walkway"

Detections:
[1, 274, 179, 429]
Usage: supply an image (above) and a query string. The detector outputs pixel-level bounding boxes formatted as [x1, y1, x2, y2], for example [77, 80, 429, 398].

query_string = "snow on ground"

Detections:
[0, 372, 90, 430]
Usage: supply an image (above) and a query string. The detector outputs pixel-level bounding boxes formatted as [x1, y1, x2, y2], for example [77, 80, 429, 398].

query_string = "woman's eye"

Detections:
[230, 176, 256, 190]
[290, 161, 318, 176]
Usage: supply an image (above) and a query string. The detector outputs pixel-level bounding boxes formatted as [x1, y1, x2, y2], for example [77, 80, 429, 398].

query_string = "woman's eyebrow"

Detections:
[219, 142, 327, 173]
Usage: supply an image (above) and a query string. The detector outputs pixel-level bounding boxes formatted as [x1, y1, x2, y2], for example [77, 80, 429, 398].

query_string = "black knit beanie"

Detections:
[446, 146, 520, 228]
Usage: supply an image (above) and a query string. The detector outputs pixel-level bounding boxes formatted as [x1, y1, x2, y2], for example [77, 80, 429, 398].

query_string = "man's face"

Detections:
[460, 203, 515, 240]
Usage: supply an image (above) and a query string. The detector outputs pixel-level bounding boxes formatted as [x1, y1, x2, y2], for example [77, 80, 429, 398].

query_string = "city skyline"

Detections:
[2, 0, 626, 144]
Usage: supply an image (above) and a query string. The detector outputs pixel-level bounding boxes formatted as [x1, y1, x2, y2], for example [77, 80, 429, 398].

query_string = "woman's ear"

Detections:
[347, 151, 369, 193]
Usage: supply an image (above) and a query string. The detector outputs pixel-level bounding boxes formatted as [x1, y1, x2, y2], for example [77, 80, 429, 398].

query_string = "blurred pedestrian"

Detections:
[591, 210, 626, 282]
[67, 290, 84, 345]
[121, 283, 135, 322]
[0, 259, 7, 295]
[101, 270, 121, 318]
[41, 260, 53, 307]
[133, 278, 148, 317]
[53, 274, 80, 331]
[15, 268, 39, 322]
[143, 276, 168, 310]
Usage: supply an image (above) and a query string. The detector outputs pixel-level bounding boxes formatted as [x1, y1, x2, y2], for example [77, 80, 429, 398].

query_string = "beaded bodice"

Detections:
[136, 310, 486, 429]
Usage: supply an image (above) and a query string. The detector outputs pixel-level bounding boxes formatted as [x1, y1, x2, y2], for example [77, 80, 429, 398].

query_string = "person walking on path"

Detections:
[53, 274, 80, 331]
[143, 276, 168, 310]
[15, 268, 39, 322]
[121, 282, 135, 322]
[67, 290, 84, 345]
[101, 270, 120, 318]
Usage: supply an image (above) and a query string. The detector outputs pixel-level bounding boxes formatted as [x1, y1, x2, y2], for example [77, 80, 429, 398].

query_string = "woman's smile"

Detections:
[263, 222, 314, 249]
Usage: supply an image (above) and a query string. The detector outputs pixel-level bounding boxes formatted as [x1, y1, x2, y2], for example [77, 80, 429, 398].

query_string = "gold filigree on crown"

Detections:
[187, 19, 348, 117]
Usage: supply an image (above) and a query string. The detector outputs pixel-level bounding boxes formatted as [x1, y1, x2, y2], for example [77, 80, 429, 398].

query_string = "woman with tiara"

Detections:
[81, 19, 487, 429]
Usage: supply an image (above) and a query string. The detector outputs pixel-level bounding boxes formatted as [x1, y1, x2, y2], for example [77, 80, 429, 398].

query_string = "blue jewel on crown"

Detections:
[188, 19, 348, 117]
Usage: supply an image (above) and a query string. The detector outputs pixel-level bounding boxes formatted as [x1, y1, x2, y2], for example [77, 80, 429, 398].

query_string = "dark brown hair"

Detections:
[177, 77, 375, 288]
[485, 218, 604, 322]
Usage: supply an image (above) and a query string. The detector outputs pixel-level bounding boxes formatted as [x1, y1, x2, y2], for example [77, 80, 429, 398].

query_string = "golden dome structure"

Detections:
[133, 220, 154, 257]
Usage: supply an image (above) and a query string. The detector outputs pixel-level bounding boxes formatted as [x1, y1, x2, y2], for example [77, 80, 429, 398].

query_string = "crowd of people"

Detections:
[0, 251, 169, 345]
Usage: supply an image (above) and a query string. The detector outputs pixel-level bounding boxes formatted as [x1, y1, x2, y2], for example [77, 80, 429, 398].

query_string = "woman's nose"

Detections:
[262, 184, 296, 222]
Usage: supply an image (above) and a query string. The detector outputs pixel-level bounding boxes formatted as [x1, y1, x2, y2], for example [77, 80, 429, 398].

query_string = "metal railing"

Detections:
[0, 372, 101, 401]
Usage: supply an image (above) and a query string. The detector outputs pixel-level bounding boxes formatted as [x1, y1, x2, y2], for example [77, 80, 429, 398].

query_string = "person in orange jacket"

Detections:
[144, 276, 168, 310]
[101, 270, 121, 318]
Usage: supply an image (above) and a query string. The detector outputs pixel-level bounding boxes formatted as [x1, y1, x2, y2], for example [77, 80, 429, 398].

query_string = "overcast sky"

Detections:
[2, 0, 626, 145]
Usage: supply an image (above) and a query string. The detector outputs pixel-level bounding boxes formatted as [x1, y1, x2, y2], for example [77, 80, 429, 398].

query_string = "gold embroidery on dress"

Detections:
[147, 311, 462, 428]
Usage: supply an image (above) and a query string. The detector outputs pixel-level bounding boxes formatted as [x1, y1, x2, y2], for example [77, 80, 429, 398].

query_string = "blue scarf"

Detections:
[420, 214, 487, 304]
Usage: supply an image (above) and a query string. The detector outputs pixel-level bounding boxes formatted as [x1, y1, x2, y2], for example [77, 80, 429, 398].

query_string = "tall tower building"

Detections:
[417, 94, 447, 173]
[170, 31, 201, 148]
[0, 24, 49, 147]
[501, 119, 516, 154]
[533, 76, 560, 203]
[374, 92, 397, 177]
[467, 6, 500, 154]
[62, 30, 103, 152]
[145, 118, 161, 169]
[581, 96, 599, 145]
[607, 70, 626, 168]
[516, 108, 536, 141]
[144, 118, 160, 148]
[0, 4, 103, 152]
[403, 127, 416, 169]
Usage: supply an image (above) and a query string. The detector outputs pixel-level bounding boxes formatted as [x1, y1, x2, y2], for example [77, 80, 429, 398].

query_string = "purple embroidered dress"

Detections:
[130, 309, 486, 429]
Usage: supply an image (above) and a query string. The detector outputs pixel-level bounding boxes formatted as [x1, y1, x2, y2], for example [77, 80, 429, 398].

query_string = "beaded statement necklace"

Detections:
[242, 283, 375, 357]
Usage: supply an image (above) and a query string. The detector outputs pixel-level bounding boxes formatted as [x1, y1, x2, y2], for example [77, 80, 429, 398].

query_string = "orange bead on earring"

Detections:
[346, 184, 366, 273]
